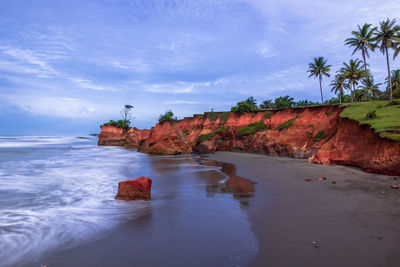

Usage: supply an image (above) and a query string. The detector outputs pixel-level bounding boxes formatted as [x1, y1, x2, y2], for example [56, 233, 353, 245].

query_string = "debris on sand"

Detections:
[304, 177, 327, 182]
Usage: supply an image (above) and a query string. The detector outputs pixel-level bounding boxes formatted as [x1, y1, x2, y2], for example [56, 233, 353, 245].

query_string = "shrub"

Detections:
[313, 131, 327, 141]
[274, 95, 295, 109]
[259, 100, 274, 109]
[263, 112, 272, 118]
[377, 104, 383, 109]
[100, 119, 130, 130]
[274, 115, 298, 131]
[182, 130, 189, 136]
[306, 124, 313, 128]
[231, 97, 259, 113]
[365, 110, 377, 119]
[159, 110, 177, 124]
[325, 112, 335, 116]
[237, 121, 266, 136]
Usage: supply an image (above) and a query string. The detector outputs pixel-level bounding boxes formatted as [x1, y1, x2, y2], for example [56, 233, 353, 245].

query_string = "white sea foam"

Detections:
[0, 138, 150, 267]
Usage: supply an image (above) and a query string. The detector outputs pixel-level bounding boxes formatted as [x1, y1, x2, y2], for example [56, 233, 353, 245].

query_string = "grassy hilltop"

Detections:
[341, 100, 400, 141]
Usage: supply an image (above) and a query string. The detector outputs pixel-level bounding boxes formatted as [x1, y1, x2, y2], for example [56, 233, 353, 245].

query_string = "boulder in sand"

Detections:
[115, 176, 152, 200]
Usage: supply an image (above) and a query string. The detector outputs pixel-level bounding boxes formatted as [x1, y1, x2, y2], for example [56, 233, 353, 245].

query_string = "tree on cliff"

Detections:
[374, 18, 400, 103]
[307, 57, 331, 103]
[231, 97, 258, 113]
[345, 23, 377, 100]
[158, 110, 177, 124]
[121, 104, 134, 122]
[358, 76, 382, 100]
[339, 59, 365, 102]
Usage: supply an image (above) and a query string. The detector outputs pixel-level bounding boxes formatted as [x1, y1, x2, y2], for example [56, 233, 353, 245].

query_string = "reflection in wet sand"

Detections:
[200, 159, 256, 207]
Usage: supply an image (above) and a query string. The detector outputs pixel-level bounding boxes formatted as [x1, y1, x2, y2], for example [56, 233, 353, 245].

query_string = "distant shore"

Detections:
[207, 152, 400, 267]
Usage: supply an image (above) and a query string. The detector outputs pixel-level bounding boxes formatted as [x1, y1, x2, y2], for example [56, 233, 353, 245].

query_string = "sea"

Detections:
[0, 136, 258, 267]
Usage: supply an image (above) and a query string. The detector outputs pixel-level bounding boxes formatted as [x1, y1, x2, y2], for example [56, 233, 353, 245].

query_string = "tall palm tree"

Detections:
[345, 23, 376, 99]
[374, 18, 400, 103]
[307, 57, 331, 103]
[385, 69, 400, 99]
[340, 59, 365, 102]
[330, 74, 348, 103]
[358, 76, 382, 99]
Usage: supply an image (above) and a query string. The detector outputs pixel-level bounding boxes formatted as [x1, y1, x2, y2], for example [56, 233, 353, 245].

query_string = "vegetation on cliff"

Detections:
[340, 100, 400, 140]
[237, 121, 266, 136]
[159, 110, 177, 124]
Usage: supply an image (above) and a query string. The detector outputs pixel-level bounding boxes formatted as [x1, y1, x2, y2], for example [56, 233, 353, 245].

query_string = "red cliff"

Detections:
[98, 106, 400, 175]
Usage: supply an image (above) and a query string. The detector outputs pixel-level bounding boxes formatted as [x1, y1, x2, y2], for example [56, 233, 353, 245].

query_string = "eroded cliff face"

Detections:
[98, 106, 400, 175]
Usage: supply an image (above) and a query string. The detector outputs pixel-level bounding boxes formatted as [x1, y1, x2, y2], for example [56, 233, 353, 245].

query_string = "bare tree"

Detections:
[120, 104, 134, 122]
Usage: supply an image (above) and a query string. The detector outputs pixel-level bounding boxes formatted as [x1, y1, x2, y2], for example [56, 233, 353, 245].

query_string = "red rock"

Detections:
[304, 177, 327, 182]
[115, 177, 152, 200]
[98, 125, 127, 146]
[391, 183, 399, 189]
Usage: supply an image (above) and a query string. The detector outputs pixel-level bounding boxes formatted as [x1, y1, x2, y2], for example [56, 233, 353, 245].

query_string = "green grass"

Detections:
[274, 115, 299, 131]
[312, 130, 327, 141]
[237, 121, 266, 136]
[340, 100, 400, 141]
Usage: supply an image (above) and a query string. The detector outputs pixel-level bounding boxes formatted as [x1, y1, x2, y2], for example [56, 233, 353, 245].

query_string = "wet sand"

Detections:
[207, 152, 400, 267]
[35, 151, 400, 267]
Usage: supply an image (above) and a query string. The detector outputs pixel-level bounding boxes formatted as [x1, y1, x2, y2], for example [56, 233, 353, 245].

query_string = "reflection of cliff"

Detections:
[98, 106, 400, 175]
[200, 160, 255, 208]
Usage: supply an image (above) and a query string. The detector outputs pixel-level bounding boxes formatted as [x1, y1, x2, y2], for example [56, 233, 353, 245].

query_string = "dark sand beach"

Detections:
[208, 152, 400, 267]
[33, 151, 400, 267]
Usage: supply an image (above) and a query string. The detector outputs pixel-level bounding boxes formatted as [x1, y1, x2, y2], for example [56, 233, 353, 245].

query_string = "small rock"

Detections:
[304, 178, 312, 182]
[311, 241, 319, 248]
[115, 176, 152, 200]
[332, 181, 337, 184]
[391, 183, 399, 189]
[393, 177, 398, 180]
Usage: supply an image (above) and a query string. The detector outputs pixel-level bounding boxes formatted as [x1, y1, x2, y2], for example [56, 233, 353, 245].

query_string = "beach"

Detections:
[2, 137, 399, 266]
[208, 152, 400, 267]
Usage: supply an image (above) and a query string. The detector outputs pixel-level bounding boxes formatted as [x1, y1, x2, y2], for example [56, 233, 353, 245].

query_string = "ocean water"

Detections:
[0, 136, 257, 267]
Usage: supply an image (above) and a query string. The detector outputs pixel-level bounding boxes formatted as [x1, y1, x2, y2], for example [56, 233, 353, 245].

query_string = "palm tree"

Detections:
[374, 18, 400, 103]
[358, 76, 382, 99]
[345, 23, 376, 99]
[307, 57, 331, 103]
[330, 74, 348, 103]
[339, 59, 365, 102]
[385, 69, 400, 99]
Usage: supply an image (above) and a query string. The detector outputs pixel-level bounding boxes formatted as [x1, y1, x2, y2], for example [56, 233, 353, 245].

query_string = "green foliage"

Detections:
[158, 110, 177, 124]
[325, 112, 335, 116]
[306, 124, 313, 128]
[231, 97, 259, 113]
[237, 121, 266, 136]
[295, 100, 318, 107]
[274, 115, 299, 131]
[100, 119, 130, 130]
[274, 95, 295, 109]
[259, 100, 274, 109]
[263, 112, 272, 118]
[183, 129, 189, 136]
[313, 131, 327, 141]
[365, 110, 377, 119]
[251, 113, 256, 118]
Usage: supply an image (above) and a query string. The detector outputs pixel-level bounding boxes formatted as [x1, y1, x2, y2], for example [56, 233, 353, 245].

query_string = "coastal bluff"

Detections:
[98, 105, 400, 175]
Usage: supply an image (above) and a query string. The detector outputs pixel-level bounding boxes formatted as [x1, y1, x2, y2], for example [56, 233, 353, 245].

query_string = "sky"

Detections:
[1, 0, 400, 135]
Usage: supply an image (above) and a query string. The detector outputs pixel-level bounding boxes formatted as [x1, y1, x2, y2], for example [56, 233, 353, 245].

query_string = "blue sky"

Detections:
[1, 0, 400, 135]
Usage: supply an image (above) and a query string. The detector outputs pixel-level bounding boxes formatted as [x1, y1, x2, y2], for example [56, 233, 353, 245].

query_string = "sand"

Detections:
[37, 151, 400, 267]
[207, 152, 400, 267]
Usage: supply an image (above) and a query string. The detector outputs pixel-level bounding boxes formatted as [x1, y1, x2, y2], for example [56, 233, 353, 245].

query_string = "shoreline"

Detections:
[207, 152, 400, 267]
